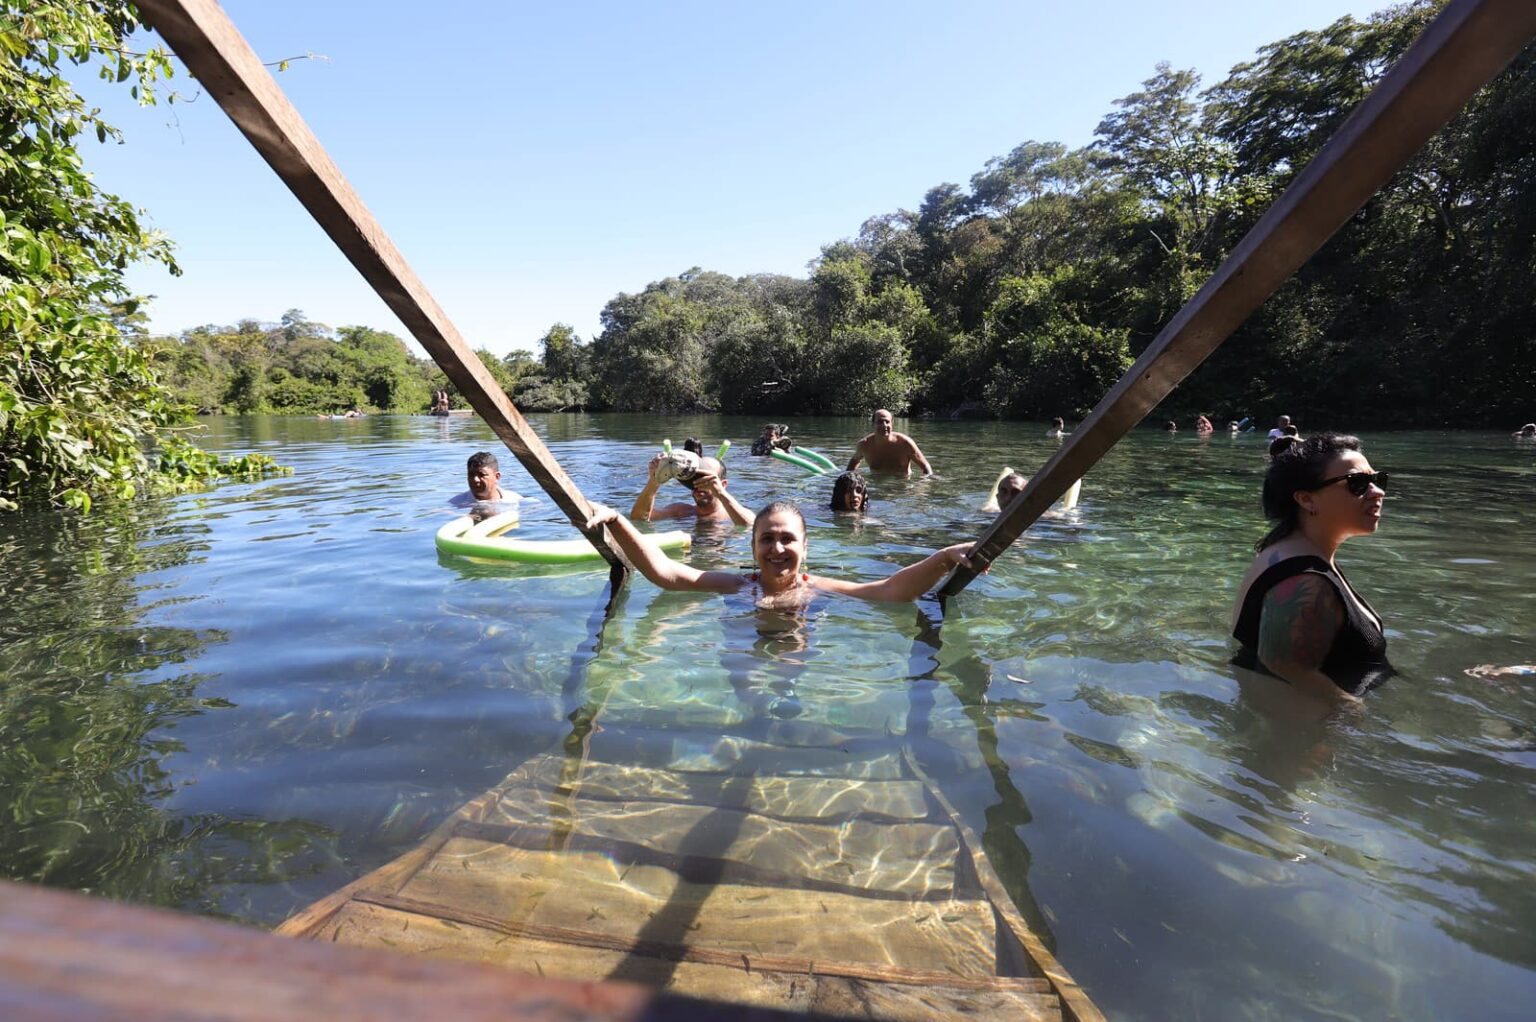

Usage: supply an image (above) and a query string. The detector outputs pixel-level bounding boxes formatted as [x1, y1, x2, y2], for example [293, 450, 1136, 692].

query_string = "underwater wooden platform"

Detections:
[277, 722, 1102, 1021]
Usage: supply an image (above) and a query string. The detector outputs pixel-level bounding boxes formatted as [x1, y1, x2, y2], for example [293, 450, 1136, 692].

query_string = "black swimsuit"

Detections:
[1232, 555, 1393, 694]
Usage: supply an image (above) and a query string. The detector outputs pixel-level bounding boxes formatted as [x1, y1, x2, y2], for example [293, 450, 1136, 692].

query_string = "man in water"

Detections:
[450, 451, 519, 513]
[1267, 414, 1294, 439]
[630, 454, 753, 525]
[847, 409, 933, 476]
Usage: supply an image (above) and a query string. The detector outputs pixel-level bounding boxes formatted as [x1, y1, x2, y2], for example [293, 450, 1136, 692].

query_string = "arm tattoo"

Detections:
[1257, 575, 1343, 671]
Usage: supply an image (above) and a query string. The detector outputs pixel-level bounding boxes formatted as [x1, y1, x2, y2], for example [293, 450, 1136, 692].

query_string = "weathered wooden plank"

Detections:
[905, 750, 1105, 1022]
[323, 899, 1060, 1018]
[478, 789, 959, 897]
[941, 0, 1536, 595]
[0, 880, 813, 1022]
[134, 0, 626, 570]
[275, 786, 505, 938]
[398, 843, 996, 976]
[525, 758, 933, 822]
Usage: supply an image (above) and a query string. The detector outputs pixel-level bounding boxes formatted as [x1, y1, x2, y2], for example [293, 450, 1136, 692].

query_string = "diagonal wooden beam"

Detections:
[940, 0, 1536, 599]
[135, 0, 627, 575]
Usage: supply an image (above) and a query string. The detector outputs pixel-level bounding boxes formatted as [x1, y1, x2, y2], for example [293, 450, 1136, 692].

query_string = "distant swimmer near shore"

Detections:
[1046, 417, 1068, 439]
[585, 500, 975, 610]
[847, 409, 932, 476]
[1513, 423, 1536, 439]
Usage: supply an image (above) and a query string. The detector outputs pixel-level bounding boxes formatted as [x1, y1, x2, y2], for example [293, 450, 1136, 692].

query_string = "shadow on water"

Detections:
[901, 603, 1060, 956]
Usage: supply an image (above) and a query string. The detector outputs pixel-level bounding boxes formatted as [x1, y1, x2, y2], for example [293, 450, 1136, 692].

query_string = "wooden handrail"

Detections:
[940, 0, 1536, 598]
[136, 0, 627, 575]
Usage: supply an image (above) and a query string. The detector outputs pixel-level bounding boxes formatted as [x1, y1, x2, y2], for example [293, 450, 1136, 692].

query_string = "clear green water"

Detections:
[2, 414, 1533, 1020]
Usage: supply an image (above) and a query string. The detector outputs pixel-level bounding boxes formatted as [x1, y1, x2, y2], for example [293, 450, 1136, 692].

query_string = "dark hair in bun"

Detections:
[1257, 433, 1363, 551]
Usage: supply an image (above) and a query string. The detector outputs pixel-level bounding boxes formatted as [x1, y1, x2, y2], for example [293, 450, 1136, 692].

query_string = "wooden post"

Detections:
[940, 0, 1536, 598]
[135, 0, 627, 573]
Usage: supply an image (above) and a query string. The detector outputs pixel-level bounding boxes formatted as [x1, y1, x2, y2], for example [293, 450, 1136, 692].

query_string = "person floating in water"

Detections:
[1046, 417, 1068, 439]
[430, 390, 451, 414]
[630, 453, 753, 526]
[847, 409, 932, 476]
[1164, 420, 1178, 432]
[749, 424, 793, 456]
[1513, 423, 1536, 439]
[981, 469, 1081, 513]
[1267, 414, 1294, 439]
[1196, 414, 1214, 435]
[830, 471, 869, 513]
[450, 451, 520, 510]
[1231, 433, 1392, 707]
[584, 500, 975, 609]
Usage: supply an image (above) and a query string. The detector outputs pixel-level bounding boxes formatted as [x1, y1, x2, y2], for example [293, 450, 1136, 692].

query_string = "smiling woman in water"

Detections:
[585, 500, 975, 609]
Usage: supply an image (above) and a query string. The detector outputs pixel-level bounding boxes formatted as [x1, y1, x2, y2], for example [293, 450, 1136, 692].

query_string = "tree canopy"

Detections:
[1, 0, 281, 511]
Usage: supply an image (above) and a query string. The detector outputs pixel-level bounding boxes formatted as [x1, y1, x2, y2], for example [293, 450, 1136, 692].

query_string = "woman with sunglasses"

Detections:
[1231, 433, 1392, 706]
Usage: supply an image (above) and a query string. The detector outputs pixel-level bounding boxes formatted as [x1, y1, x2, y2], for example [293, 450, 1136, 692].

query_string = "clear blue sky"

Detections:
[81, 0, 1386, 357]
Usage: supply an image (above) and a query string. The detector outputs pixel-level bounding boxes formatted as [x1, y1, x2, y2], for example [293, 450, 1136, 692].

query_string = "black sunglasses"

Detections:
[1312, 471, 1388, 496]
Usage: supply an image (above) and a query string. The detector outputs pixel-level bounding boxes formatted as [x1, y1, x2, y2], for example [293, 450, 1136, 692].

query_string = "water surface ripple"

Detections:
[2, 414, 1533, 1020]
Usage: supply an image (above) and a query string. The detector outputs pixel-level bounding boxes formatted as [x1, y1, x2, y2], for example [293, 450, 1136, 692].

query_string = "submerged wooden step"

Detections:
[481, 788, 960, 898]
[317, 897, 1062, 1021]
[280, 745, 1098, 1021]
[586, 727, 908, 780]
[399, 845, 996, 976]
[542, 759, 932, 823]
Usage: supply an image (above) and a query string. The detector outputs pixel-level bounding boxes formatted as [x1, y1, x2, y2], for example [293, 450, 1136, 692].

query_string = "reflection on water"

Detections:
[2, 414, 1533, 1020]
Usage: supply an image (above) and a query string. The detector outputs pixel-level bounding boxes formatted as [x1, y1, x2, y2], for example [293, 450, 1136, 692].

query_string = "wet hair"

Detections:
[830, 471, 868, 512]
[467, 451, 499, 472]
[1282, 424, 1299, 436]
[1164, 421, 1178, 431]
[682, 437, 705, 456]
[1257, 432, 1363, 551]
[998, 472, 1027, 499]
[752, 500, 806, 539]
[1267, 435, 1300, 459]
[1051, 417, 1065, 429]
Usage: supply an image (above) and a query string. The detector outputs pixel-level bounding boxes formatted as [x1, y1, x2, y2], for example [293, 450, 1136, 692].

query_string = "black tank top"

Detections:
[1232, 555, 1393, 694]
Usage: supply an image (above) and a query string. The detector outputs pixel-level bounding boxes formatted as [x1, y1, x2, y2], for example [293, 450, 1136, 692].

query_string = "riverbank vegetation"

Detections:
[7, 1, 1531, 509]
[1, 1, 282, 511]
[145, 1, 1531, 428]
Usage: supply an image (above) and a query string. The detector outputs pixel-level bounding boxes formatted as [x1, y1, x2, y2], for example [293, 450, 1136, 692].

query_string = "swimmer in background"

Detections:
[1513, 423, 1536, 439]
[630, 453, 753, 526]
[830, 471, 870, 513]
[584, 501, 976, 610]
[1267, 414, 1294, 439]
[1164, 420, 1178, 432]
[1046, 417, 1068, 439]
[848, 409, 933, 476]
[981, 469, 1081, 514]
[1196, 414, 1214, 435]
[449, 451, 521, 517]
[750, 424, 793, 456]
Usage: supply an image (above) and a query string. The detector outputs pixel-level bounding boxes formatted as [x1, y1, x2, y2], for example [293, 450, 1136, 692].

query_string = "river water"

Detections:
[2, 414, 1533, 1019]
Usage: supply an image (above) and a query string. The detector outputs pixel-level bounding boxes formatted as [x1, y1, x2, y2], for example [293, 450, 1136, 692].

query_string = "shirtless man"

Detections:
[847, 409, 932, 476]
[630, 454, 754, 526]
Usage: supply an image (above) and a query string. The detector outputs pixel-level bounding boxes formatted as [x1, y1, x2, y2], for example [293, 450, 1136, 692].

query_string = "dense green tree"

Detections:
[0, 0, 279, 511]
